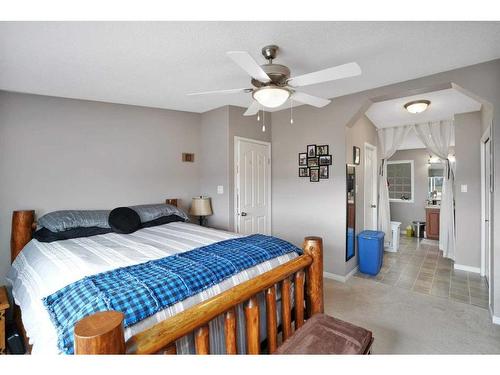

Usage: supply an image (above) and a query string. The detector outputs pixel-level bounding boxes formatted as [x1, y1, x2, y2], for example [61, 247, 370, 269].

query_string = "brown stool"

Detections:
[276, 313, 373, 354]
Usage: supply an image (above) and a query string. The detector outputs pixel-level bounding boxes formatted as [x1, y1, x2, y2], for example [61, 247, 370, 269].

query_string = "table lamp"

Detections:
[189, 196, 213, 226]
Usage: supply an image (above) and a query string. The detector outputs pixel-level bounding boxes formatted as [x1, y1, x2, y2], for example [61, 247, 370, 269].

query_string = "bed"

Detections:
[8, 201, 323, 355]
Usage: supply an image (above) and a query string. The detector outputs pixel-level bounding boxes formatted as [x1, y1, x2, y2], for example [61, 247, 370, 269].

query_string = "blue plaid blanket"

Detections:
[42, 234, 301, 354]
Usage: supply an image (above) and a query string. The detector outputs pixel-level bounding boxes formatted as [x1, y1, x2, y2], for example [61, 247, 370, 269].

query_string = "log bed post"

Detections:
[11, 210, 36, 353]
[11, 210, 35, 263]
[74, 311, 126, 354]
[303, 236, 324, 316]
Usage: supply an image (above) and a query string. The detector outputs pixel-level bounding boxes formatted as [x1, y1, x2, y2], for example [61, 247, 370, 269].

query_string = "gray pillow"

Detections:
[130, 204, 189, 223]
[38, 210, 111, 232]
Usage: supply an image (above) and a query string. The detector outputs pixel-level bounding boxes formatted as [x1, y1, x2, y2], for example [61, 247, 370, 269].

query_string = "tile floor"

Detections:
[354, 236, 490, 309]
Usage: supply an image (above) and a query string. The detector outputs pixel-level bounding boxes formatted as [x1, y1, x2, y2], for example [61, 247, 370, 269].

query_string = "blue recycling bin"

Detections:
[357, 230, 385, 275]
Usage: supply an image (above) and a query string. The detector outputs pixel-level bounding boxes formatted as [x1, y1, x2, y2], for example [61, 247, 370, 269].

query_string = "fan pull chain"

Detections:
[262, 110, 266, 132]
[290, 99, 294, 125]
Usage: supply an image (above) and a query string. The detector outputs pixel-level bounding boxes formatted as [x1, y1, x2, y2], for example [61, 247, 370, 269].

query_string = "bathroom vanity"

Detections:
[425, 206, 440, 240]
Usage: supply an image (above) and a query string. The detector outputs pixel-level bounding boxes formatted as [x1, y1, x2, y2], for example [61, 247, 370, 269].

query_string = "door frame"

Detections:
[233, 136, 272, 234]
[364, 142, 378, 230]
[480, 126, 492, 285]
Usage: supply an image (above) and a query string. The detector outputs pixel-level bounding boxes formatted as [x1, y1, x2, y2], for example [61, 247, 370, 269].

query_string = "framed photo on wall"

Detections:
[319, 155, 332, 165]
[299, 153, 307, 166]
[310, 167, 319, 182]
[307, 157, 319, 167]
[319, 165, 329, 179]
[317, 145, 329, 156]
[299, 167, 309, 177]
[353, 146, 360, 165]
[307, 144, 316, 157]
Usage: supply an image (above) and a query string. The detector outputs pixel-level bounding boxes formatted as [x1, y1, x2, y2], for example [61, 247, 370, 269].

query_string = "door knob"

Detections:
[371, 204, 377, 208]
[241, 212, 248, 216]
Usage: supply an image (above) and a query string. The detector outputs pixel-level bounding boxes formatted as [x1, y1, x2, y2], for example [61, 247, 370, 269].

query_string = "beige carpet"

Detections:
[324, 276, 500, 354]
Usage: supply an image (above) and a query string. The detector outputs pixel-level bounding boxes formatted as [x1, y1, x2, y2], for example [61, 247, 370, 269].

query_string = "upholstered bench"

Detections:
[276, 313, 373, 354]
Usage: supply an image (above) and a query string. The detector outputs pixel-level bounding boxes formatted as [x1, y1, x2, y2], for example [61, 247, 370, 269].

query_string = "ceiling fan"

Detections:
[187, 45, 362, 116]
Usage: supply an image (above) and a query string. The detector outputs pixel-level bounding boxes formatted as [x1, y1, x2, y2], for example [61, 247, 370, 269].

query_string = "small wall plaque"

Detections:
[182, 153, 195, 162]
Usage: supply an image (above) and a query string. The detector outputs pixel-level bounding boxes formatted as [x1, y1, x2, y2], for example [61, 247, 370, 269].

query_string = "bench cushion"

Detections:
[276, 313, 373, 354]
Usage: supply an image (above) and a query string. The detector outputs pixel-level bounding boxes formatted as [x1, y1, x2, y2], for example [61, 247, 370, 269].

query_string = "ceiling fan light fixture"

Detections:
[253, 86, 290, 108]
[404, 99, 431, 114]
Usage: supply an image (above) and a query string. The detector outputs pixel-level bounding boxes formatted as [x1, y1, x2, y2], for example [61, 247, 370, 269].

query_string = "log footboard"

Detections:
[74, 236, 324, 355]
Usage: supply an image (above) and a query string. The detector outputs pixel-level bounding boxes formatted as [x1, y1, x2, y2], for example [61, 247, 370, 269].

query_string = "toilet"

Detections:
[385, 221, 402, 252]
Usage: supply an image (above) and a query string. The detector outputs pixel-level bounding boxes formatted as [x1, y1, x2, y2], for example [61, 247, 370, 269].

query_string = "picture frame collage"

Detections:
[298, 144, 332, 182]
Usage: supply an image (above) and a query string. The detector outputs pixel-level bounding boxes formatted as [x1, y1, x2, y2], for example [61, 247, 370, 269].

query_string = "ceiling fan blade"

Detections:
[244, 101, 261, 116]
[289, 62, 361, 87]
[187, 88, 250, 96]
[227, 51, 271, 83]
[292, 92, 331, 108]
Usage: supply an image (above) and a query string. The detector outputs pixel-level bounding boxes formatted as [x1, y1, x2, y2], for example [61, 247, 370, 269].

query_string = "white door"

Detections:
[481, 131, 492, 287]
[235, 137, 271, 235]
[364, 143, 378, 230]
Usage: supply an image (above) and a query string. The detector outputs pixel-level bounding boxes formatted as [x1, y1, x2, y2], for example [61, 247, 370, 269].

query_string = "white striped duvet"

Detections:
[7, 222, 297, 354]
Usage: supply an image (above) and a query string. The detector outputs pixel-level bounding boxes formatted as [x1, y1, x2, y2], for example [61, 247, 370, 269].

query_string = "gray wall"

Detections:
[389, 149, 429, 230]
[0, 91, 201, 283]
[455, 111, 482, 268]
[345, 115, 378, 274]
[272, 101, 352, 276]
[271, 59, 500, 317]
[199, 107, 230, 230]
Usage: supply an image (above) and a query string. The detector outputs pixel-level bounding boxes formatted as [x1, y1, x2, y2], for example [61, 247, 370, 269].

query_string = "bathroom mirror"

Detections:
[346, 165, 356, 261]
[428, 161, 444, 204]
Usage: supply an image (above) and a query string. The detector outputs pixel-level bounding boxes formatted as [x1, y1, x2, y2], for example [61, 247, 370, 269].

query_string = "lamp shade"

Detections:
[189, 197, 213, 216]
[252, 86, 290, 108]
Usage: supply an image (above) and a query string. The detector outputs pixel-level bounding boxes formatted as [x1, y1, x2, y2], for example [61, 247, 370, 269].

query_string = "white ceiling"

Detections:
[365, 88, 482, 128]
[365, 88, 482, 150]
[1, 22, 499, 113]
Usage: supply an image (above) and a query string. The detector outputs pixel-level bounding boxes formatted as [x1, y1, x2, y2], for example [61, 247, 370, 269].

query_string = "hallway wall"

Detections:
[345, 115, 378, 274]
[454, 111, 482, 269]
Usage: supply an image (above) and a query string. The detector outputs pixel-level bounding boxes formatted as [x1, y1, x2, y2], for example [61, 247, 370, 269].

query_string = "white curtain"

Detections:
[414, 120, 455, 260]
[377, 125, 412, 240]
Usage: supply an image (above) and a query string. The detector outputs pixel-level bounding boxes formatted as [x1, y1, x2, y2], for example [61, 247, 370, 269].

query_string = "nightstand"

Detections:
[0, 286, 9, 354]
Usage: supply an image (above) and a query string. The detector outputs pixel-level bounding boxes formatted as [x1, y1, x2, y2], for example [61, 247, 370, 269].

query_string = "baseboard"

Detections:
[492, 315, 500, 325]
[454, 263, 481, 274]
[323, 271, 347, 283]
[345, 266, 359, 281]
[489, 305, 500, 325]
[324, 266, 359, 283]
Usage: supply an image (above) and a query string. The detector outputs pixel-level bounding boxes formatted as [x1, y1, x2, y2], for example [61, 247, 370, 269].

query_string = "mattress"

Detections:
[7, 222, 297, 354]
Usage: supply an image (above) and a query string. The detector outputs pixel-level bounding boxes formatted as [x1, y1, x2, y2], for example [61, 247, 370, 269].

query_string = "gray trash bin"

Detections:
[412, 221, 426, 238]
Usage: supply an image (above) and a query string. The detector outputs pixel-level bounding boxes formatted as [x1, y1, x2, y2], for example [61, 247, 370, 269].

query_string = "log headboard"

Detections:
[10, 199, 180, 264]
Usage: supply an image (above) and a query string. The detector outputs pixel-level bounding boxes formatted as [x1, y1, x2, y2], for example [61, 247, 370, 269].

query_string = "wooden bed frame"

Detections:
[10, 199, 323, 355]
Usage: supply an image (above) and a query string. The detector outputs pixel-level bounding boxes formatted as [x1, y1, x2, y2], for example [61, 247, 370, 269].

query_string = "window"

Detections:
[387, 160, 414, 203]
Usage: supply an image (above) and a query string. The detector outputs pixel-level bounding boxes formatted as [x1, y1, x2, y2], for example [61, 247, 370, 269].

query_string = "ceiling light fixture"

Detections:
[404, 99, 431, 114]
[253, 86, 291, 108]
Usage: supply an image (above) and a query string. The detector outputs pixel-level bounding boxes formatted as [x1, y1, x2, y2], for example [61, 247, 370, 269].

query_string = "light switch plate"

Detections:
[217, 185, 224, 194]
[461, 184, 468, 193]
